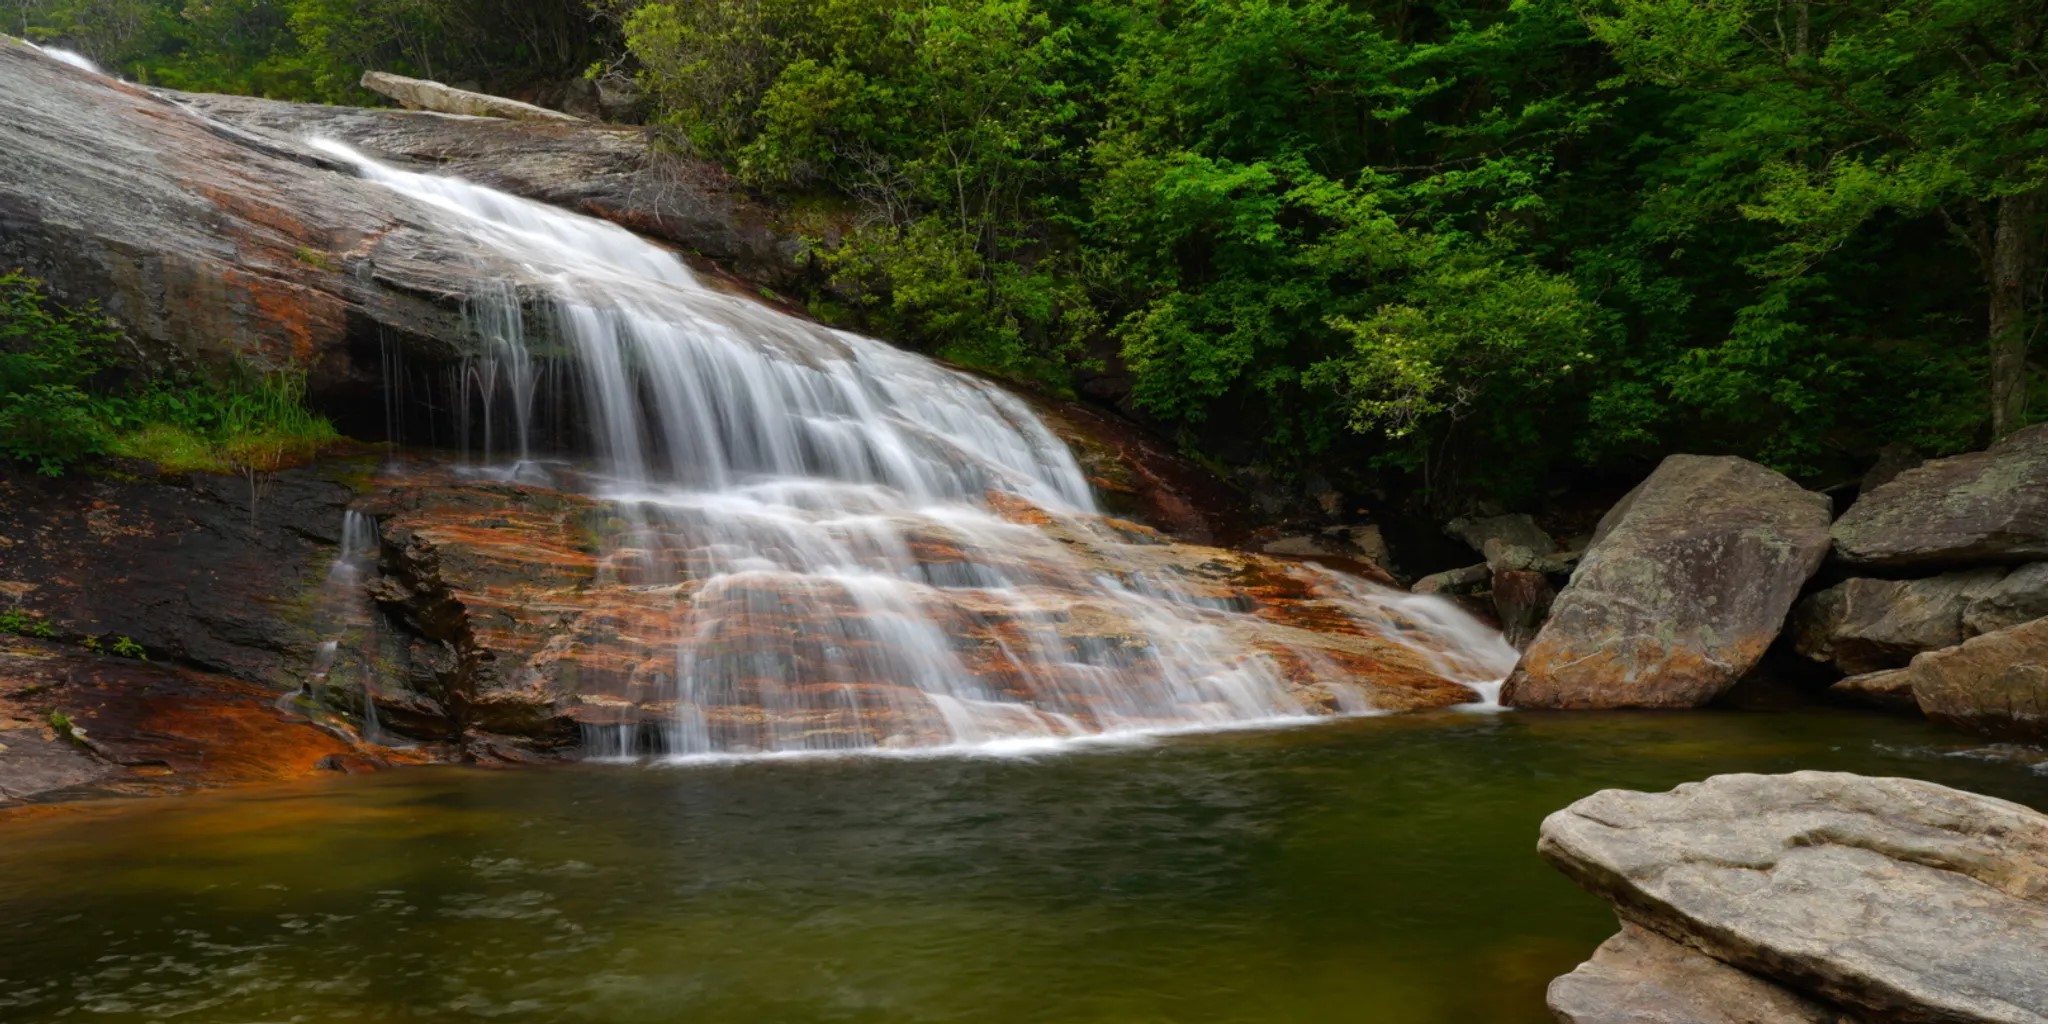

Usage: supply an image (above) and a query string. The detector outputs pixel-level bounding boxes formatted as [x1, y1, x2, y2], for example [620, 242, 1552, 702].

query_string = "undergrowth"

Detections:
[0, 270, 339, 476]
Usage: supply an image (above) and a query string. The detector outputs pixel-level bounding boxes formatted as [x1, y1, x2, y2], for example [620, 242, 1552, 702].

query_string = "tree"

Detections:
[1583, 0, 2048, 436]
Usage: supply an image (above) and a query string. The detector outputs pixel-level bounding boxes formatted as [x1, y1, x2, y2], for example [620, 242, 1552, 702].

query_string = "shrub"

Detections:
[0, 271, 120, 475]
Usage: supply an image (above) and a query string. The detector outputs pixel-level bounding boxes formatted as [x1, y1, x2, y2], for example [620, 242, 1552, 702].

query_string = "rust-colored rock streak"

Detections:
[0, 638, 420, 808]
[347, 467, 1507, 752]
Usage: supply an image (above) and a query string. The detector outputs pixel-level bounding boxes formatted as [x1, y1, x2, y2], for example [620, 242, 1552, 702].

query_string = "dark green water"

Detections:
[2, 709, 2044, 1024]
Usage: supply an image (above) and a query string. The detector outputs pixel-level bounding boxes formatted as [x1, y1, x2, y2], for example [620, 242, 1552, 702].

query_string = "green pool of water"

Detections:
[2, 708, 2044, 1023]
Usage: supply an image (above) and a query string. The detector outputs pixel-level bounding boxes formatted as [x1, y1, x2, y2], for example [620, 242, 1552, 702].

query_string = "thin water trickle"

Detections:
[308, 510, 384, 739]
[311, 139, 1518, 755]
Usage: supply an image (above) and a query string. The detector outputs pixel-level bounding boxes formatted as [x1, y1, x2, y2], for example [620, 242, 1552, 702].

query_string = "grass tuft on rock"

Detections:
[1, 270, 341, 476]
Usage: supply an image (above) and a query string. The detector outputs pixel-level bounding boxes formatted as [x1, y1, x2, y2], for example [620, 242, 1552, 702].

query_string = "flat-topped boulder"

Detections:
[1828, 667, 1917, 711]
[1502, 455, 1831, 708]
[1540, 772, 2048, 1024]
[1833, 424, 2048, 569]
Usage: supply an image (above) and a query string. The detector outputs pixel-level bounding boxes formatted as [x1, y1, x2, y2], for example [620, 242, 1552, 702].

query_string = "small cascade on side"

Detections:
[307, 509, 386, 740]
[314, 139, 1519, 757]
[21, 40, 103, 75]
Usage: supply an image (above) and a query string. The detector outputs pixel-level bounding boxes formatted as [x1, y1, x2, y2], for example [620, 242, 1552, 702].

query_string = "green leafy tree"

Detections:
[1583, 0, 2048, 436]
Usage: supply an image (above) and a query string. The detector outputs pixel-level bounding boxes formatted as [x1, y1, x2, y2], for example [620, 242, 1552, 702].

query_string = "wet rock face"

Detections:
[357, 479, 603, 745]
[1540, 772, 2048, 1024]
[1502, 456, 1832, 709]
[345, 469, 1490, 749]
[0, 638, 401, 806]
[1833, 424, 2048, 569]
[1905, 616, 2048, 741]
[1490, 569, 1554, 650]
[0, 467, 358, 681]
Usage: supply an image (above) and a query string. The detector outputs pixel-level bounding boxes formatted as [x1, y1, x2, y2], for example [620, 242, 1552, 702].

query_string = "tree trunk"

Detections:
[1989, 188, 2044, 437]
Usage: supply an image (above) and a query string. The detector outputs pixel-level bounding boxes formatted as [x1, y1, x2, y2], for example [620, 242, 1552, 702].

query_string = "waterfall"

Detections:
[312, 139, 1517, 756]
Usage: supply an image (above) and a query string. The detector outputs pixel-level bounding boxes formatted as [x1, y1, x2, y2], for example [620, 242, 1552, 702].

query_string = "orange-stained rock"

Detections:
[342, 466, 1491, 749]
[0, 637, 425, 807]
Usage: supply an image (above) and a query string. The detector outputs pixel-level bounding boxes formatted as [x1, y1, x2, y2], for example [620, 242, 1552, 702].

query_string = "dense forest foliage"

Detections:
[13, 0, 2045, 509]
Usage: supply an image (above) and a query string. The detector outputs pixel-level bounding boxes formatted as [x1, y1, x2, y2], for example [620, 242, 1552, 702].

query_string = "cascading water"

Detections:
[22, 41, 103, 75]
[312, 139, 1517, 756]
[308, 510, 386, 739]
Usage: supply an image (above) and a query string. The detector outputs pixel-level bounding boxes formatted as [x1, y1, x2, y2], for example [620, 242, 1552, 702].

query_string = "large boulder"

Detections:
[1790, 569, 2008, 675]
[1541, 772, 2048, 1024]
[1833, 424, 2048, 569]
[1501, 456, 1832, 708]
[1906, 616, 2048, 741]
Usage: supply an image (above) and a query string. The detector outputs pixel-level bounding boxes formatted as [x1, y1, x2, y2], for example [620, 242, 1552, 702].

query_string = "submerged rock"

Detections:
[1833, 424, 2048, 569]
[1502, 456, 1831, 709]
[1540, 772, 2048, 1024]
[1906, 616, 2048, 741]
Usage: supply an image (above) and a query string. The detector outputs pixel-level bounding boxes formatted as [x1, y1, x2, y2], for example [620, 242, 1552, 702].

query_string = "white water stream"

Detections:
[312, 139, 1516, 755]
[21, 40, 103, 75]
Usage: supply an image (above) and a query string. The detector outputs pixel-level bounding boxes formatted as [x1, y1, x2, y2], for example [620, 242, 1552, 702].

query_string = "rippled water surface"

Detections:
[3, 709, 2045, 1023]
